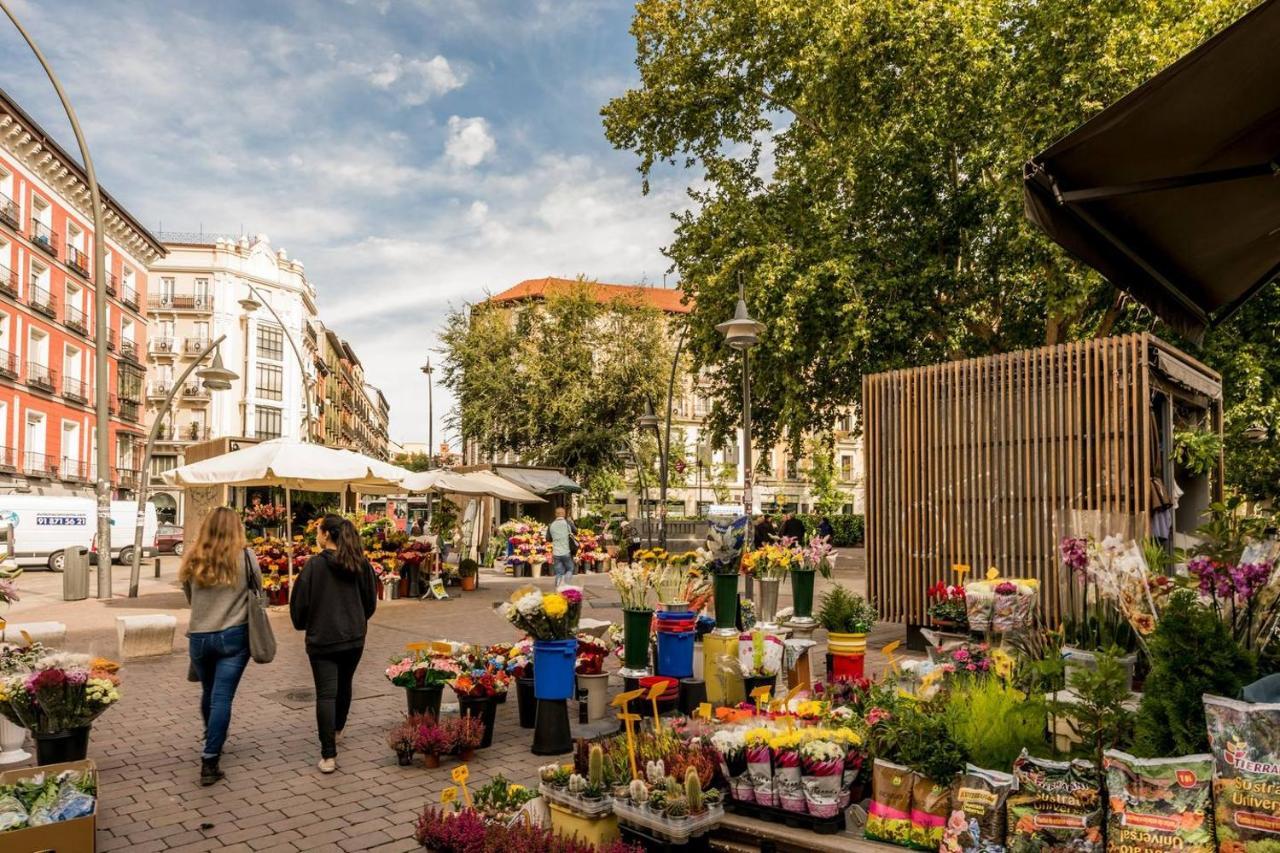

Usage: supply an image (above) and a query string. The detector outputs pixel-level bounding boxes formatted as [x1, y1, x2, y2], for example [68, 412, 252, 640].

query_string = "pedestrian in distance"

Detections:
[753, 513, 777, 549]
[290, 514, 377, 774]
[780, 510, 806, 544]
[817, 515, 834, 543]
[548, 506, 576, 589]
[181, 506, 263, 787]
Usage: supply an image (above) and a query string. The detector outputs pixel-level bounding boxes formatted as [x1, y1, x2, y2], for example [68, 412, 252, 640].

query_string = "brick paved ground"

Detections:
[4, 549, 899, 851]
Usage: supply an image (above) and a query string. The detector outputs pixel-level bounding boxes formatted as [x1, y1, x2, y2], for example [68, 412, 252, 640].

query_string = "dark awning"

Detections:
[494, 466, 583, 496]
[1024, 0, 1280, 342]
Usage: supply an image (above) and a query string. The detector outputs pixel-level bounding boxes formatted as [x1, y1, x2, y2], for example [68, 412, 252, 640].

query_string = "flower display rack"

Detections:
[613, 798, 724, 845]
[724, 797, 846, 835]
[537, 782, 614, 818]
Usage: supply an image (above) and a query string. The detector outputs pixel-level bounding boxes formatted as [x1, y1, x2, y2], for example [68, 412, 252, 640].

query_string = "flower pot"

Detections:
[827, 631, 867, 681]
[398, 574, 413, 598]
[712, 573, 739, 633]
[423, 753, 441, 769]
[458, 695, 498, 749]
[621, 608, 653, 676]
[0, 716, 31, 765]
[755, 577, 781, 626]
[494, 690, 508, 705]
[459, 747, 476, 762]
[533, 639, 579, 700]
[396, 749, 414, 766]
[33, 726, 91, 766]
[790, 569, 816, 622]
[460, 574, 478, 591]
[577, 672, 610, 722]
[516, 676, 537, 729]
[405, 684, 444, 718]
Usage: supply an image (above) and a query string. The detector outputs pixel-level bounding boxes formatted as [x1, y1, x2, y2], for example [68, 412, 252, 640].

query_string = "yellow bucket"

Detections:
[548, 803, 619, 846]
[827, 631, 867, 656]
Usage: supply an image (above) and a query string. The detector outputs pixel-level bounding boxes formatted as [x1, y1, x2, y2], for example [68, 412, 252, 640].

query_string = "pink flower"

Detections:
[866, 707, 891, 726]
[952, 648, 970, 663]
[562, 588, 583, 605]
[966, 663, 977, 671]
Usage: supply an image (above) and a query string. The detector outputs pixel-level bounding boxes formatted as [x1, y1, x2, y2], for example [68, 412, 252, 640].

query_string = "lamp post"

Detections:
[238, 284, 313, 441]
[128, 337, 237, 597]
[1, 1, 115, 597]
[638, 320, 689, 550]
[421, 359, 434, 468]
[715, 277, 764, 519]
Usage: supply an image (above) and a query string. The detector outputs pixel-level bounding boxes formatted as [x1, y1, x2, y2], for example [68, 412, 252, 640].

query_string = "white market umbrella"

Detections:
[401, 468, 544, 503]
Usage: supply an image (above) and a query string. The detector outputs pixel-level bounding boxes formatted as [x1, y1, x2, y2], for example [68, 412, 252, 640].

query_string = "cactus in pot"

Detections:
[685, 767, 704, 815]
[646, 759, 666, 785]
[585, 744, 606, 798]
[665, 796, 690, 819]
[629, 779, 649, 804]
[567, 773, 587, 796]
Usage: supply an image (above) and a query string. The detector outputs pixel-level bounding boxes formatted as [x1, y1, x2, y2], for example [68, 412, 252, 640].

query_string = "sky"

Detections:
[0, 0, 686, 448]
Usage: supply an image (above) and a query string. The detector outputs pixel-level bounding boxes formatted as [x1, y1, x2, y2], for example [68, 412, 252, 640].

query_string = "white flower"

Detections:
[516, 592, 543, 615]
[498, 602, 515, 621]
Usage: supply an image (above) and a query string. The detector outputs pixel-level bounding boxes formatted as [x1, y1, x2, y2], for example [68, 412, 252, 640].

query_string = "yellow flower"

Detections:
[543, 593, 568, 618]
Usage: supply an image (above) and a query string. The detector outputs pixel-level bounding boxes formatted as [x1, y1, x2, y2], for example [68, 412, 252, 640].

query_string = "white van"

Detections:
[0, 495, 158, 570]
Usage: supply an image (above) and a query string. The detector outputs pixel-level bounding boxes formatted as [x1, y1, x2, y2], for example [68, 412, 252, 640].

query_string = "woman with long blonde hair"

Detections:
[181, 506, 263, 786]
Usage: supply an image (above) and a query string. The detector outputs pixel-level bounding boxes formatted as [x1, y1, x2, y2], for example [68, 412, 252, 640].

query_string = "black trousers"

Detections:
[308, 646, 364, 758]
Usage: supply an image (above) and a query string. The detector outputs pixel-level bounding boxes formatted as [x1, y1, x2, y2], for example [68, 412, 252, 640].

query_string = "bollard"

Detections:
[62, 548, 90, 602]
[154, 557, 161, 578]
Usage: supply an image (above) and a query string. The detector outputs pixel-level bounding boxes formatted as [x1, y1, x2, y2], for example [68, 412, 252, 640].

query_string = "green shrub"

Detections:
[894, 703, 968, 781]
[458, 558, 479, 578]
[817, 584, 876, 633]
[945, 678, 1045, 769]
[798, 513, 864, 546]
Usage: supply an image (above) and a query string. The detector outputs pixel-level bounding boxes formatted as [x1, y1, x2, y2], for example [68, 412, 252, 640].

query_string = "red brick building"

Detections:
[0, 88, 165, 498]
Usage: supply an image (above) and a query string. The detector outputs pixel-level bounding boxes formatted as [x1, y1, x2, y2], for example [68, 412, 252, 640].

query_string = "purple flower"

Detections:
[1059, 537, 1089, 577]
[994, 581, 1017, 595]
[562, 587, 583, 605]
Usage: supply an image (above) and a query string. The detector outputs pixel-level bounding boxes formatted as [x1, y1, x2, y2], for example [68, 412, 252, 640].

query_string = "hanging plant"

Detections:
[1172, 428, 1222, 477]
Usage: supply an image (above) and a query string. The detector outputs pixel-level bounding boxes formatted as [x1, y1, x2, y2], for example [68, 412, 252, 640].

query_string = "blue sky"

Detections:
[0, 0, 685, 446]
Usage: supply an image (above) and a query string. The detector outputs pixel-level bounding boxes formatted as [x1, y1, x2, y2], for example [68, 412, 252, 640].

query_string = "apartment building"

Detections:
[0, 88, 164, 499]
[468, 276, 864, 517]
[315, 325, 389, 461]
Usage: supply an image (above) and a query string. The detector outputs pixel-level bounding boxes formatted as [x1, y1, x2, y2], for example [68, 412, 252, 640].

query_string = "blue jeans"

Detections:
[552, 554, 575, 586]
[189, 624, 250, 758]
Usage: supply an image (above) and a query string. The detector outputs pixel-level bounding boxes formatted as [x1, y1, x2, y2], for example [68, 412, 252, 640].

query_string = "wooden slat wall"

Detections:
[863, 332, 1184, 626]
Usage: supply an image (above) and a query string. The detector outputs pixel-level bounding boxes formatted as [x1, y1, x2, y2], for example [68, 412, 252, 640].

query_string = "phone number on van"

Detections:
[35, 514, 88, 526]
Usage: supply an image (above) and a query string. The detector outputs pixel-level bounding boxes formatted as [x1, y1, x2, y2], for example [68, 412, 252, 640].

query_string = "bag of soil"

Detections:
[1007, 751, 1103, 853]
[1204, 694, 1280, 853]
[912, 773, 953, 851]
[1102, 750, 1213, 853]
[868, 759, 915, 847]
[952, 765, 1015, 853]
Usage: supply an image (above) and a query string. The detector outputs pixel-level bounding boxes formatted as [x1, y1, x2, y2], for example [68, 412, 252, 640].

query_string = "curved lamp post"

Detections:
[639, 319, 690, 550]
[2, 1, 115, 597]
[128, 336, 238, 596]
[716, 278, 763, 518]
[238, 283, 313, 442]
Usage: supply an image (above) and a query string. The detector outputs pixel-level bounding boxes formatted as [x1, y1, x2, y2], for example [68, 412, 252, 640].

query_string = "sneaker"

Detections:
[318, 757, 336, 774]
[200, 757, 224, 786]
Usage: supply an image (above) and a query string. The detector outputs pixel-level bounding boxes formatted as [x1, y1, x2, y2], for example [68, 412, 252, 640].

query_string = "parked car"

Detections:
[155, 523, 185, 555]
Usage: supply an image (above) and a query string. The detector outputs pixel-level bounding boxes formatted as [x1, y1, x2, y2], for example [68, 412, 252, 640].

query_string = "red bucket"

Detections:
[829, 652, 865, 681]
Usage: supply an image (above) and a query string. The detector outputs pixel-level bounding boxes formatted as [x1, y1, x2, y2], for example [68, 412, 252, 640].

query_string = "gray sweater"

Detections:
[184, 548, 264, 635]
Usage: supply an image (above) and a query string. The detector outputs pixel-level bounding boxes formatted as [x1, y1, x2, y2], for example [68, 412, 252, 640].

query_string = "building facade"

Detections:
[314, 326, 389, 461]
[467, 277, 864, 518]
[0, 89, 164, 500]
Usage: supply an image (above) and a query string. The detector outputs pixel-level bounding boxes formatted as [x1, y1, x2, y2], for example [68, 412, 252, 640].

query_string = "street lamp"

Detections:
[715, 276, 764, 519]
[421, 359, 435, 468]
[128, 336, 238, 596]
[238, 283, 313, 441]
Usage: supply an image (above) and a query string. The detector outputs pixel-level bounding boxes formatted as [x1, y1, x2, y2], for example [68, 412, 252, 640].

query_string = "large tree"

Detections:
[440, 280, 674, 482]
[603, 0, 1254, 451]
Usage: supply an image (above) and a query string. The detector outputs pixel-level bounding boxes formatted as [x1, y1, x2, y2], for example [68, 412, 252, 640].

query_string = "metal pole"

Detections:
[129, 335, 227, 596]
[245, 282, 312, 441]
[741, 347, 753, 601]
[0, 2, 114, 598]
[658, 321, 687, 550]
[427, 367, 434, 468]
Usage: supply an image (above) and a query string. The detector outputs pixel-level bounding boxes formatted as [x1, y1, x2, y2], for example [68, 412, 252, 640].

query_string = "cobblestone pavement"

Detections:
[3, 549, 893, 851]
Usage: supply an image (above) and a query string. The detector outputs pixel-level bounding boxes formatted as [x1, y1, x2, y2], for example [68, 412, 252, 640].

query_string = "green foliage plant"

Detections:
[1134, 589, 1257, 757]
[1046, 647, 1136, 768]
[894, 702, 968, 782]
[817, 585, 876, 633]
[1172, 428, 1224, 477]
[945, 678, 1046, 769]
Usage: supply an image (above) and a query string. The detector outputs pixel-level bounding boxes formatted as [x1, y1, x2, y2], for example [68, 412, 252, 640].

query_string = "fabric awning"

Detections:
[401, 469, 545, 503]
[494, 466, 583, 495]
[1023, 0, 1280, 342]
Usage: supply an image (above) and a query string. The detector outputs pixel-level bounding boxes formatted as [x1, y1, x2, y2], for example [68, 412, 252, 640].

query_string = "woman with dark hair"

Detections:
[290, 514, 377, 773]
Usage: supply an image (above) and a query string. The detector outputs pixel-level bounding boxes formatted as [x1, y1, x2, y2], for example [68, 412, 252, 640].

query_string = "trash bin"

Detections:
[62, 548, 90, 601]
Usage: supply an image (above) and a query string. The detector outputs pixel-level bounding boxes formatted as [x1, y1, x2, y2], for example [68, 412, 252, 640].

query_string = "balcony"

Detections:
[147, 379, 175, 400]
[65, 303, 88, 335]
[119, 400, 140, 423]
[0, 446, 14, 472]
[60, 457, 89, 483]
[27, 282, 57, 318]
[122, 286, 138, 310]
[30, 220, 59, 258]
[114, 468, 141, 489]
[183, 337, 212, 356]
[104, 270, 117, 296]
[148, 337, 176, 357]
[0, 349, 16, 380]
[23, 451, 57, 479]
[67, 246, 90, 278]
[148, 291, 213, 312]
[158, 423, 211, 444]
[120, 338, 139, 362]
[182, 382, 211, 402]
[62, 375, 88, 404]
[0, 192, 17, 230]
[25, 362, 57, 394]
[106, 329, 117, 352]
[0, 263, 16, 298]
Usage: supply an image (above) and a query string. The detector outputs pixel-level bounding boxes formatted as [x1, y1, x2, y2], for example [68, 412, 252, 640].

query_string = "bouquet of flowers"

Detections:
[498, 586, 583, 640]
[711, 729, 751, 800]
[799, 537, 836, 578]
[0, 558, 21, 606]
[699, 515, 751, 575]
[575, 529, 607, 568]
[926, 582, 968, 626]
[740, 542, 797, 580]
[610, 561, 652, 611]
[738, 630, 784, 678]
[505, 639, 533, 679]
[244, 503, 286, 526]
[385, 651, 460, 689]
[396, 540, 433, 570]
[450, 669, 510, 699]
[0, 653, 122, 733]
[933, 641, 992, 675]
[965, 572, 1038, 633]
[800, 739, 845, 817]
[575, 634, 613, 675]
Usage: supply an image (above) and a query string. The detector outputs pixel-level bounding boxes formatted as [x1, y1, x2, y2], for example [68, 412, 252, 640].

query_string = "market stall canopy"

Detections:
[160, 438, 414, 493]
[494, 466, 583, 496]
[401, 469, 545, 503]
[1023, 0, 1280, 342]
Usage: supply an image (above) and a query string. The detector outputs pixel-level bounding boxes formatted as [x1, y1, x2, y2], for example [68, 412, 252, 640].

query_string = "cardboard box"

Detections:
[0, 759, 97, 853]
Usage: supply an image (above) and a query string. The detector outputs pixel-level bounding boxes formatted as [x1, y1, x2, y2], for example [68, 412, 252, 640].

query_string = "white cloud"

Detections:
[366, 54, 464, 105]
[444, 116, 496, 168]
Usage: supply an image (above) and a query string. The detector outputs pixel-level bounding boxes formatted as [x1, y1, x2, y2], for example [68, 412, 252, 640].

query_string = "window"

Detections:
[0, 400, 7, 450]
[840, 455, 854, 482]
[193, 321, 209, 341]
[158, 276, 175, 302]
[256, 363, 283, 401]
[257, 324, 284, 361]
[149, 454, 177, 478]
[63, 343, 81, 381]
[62, 420, 80, 465]
[27, 326, 48, 364]
[122, 266, 135, 293]
[785, 457, 798, 480]
[121, 317, 134, 345]
[255, 406, 282, 440]
[118, 364, 144, 402]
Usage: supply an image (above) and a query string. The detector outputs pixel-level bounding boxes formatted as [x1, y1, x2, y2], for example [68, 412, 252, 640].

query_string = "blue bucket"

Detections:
[533, 639, 578, 700]
[655, 629, 695, 679]
[656, 610, 695, 622]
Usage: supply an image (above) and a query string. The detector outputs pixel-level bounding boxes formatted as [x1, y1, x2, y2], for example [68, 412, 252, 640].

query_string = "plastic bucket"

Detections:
[655, 629, 695, 679]
[533, 639, 579, 700]
[655, 618, 697, 633]
[656, 610, 695, 622]
[830, 652, 865, 681]
[827, 631, 867, 656]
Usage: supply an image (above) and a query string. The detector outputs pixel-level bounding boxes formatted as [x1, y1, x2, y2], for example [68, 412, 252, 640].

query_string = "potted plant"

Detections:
[458, 558, 479, 592]
[790, 537, 834, 627]
[612, 560, 654, 677]
[0, 652, 122, 765]
[1057, 536, 1138, 689]
[498, 585, 584, 701]
[926, 579, 968, 632]
[446, 714, 485, 761]
[387, 717, 417, 766]
[413, 715, 448, 768]
[385, 651, 459, 717]
[575, 634, 613, 723]
[741, 542, 797, 627]
[817, 584, 876, 681]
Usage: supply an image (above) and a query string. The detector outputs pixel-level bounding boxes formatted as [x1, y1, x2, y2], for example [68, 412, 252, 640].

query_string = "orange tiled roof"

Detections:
[488, 277, 691, 314]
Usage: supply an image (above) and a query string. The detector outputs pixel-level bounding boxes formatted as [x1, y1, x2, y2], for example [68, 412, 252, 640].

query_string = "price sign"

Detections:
[697, 702, 712, 721]
[441, 787, 457, 805]
[785, 684, 804, 703]
[406, 642, 429, 652]
[451, 766, 469, 785]
[749, 684, 772, 706]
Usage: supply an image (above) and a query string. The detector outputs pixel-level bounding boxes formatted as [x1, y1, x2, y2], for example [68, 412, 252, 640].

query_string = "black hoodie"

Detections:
[289, 550, 377, 654]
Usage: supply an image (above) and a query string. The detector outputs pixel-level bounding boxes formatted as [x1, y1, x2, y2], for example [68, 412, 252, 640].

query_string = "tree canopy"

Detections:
[603, 0, 1256, 454]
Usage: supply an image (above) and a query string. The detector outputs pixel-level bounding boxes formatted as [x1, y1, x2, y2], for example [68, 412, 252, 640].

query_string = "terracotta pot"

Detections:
[458, 747, 476, 762]
[460, 574, 477, 591]
[423, 753, 441, 769]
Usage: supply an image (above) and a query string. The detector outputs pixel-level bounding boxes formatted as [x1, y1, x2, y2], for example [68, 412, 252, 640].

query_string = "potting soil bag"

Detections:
[867, 759, 915, 847]
[1007, 751, 1103, 853]
[912, 773, 953, 851]
[952, 765, 1015, 853]
[1102, 750, 1213, 853]
[1205, 694, 1280, 852]
[747, 738, 777, 807]
[776, 748, 805, 812]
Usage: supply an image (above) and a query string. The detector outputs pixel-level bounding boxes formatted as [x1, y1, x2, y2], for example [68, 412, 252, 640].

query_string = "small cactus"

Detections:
[665, 795, 690, 818]
[685, 767, 703, 814]
[666, 775, 681, 797]
[588, 745, 604, 791]
[646, 760, 666, 785]
[629, 779, 649, 804]
[568, 773, 587, 795]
